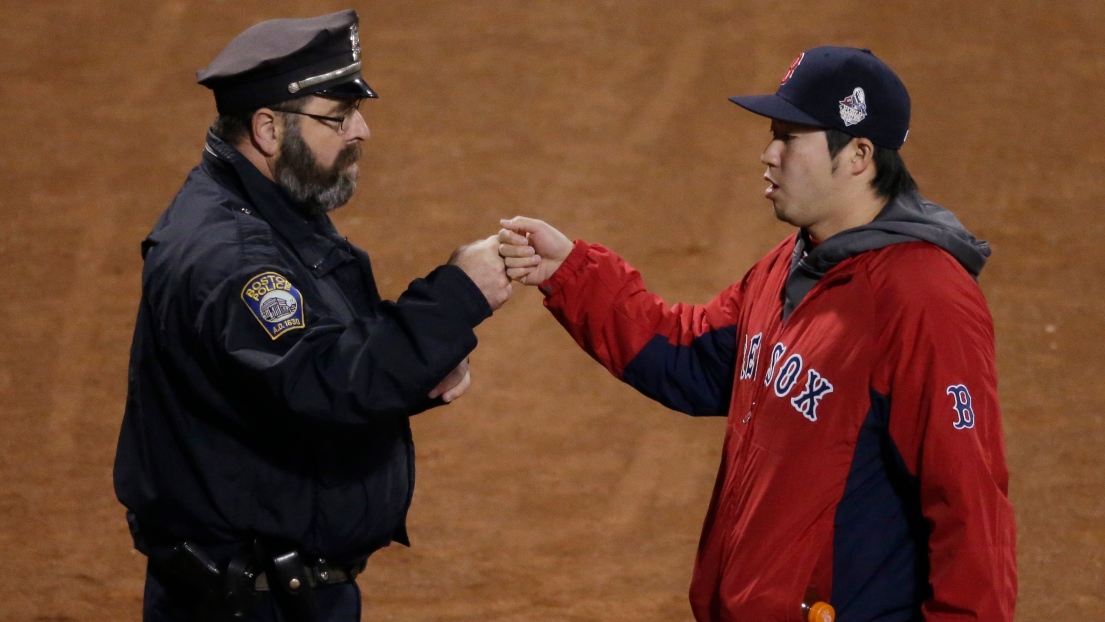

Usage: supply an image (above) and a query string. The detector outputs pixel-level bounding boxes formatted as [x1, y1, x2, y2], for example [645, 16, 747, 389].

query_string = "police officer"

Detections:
[113, 10, 512, 621]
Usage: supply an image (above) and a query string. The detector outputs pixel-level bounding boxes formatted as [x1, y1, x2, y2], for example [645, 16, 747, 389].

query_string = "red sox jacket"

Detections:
[538, 192, 1016, 621]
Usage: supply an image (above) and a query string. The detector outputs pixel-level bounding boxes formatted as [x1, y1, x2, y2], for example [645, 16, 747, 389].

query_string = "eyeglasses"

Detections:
[279, 100, 363, 133]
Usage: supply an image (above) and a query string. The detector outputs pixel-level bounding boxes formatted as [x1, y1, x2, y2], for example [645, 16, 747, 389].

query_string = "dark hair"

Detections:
[825, 128, 917, 200]
[209, 97, 307, 145]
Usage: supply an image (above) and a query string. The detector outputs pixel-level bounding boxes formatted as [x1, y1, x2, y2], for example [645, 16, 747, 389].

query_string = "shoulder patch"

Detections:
[241, 271, 305, 340]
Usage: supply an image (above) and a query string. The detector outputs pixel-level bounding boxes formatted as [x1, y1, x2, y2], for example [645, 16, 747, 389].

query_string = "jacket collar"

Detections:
[201, 132, 347, 271]
[781, 190, 988, 321]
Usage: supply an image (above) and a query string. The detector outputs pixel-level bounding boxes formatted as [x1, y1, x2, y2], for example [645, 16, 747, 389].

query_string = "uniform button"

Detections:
[319, 570, 329, 581]
[289, 578, 301, 590]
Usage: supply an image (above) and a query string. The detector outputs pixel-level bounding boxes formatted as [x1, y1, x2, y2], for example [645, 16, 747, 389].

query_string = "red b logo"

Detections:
[781, 52, 805, 84]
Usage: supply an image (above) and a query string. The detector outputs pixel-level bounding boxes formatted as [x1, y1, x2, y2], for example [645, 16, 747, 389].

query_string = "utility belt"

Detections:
[155, 540, 367, 621]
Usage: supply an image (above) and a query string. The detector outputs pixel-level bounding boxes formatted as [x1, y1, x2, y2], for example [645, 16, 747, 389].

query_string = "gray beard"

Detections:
[273, 123, 361, 216]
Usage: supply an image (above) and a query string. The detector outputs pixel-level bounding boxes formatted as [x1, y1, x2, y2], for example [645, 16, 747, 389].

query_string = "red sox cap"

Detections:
[197, 9, 377, 114]
[730, 46, 911, 150]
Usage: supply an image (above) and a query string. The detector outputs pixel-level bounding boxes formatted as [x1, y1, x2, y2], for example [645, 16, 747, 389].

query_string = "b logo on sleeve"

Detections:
[241, 272, 305, 340]
[947, 384, 976, 430]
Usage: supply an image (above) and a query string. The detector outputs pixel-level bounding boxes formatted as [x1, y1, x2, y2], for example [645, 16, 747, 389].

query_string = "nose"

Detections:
[345, 109, 370, 141]
[760, 139, 781, 168]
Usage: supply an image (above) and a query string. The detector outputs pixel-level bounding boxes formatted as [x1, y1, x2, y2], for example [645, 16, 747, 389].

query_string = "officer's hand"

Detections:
[449, 236, 512, 311]
[497, 217, 573, 286]
[428, 358, 471, 403]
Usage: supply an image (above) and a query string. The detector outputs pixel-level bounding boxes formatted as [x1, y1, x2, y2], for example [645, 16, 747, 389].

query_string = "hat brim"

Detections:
[318, 77, 378, 99]
[728, 94, 824, 128]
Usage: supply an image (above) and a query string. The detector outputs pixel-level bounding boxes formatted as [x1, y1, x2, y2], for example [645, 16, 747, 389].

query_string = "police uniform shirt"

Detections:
[113, 132, 492, 562]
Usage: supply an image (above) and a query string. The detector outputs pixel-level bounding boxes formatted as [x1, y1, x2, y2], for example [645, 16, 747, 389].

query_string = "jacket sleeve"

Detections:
[874, 246, 1017, 620]
[195, 262, 492, 427]
[540, 240, 742, 416]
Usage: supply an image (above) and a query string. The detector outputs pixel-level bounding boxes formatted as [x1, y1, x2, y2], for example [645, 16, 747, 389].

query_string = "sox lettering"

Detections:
[947, 384, 976, 429]
[773, 354, 803, 397]
[763, 343, 787, 387]
[791, 369, 834, 422]
[742, 335, 833, 422]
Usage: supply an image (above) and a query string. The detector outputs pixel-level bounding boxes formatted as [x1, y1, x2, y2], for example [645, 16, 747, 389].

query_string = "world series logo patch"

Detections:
[839, 87, 868, 126]
[241, 271, 305, 340]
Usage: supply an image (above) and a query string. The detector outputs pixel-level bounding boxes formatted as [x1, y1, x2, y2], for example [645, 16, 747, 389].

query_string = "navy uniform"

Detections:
[113, 10, 493, 621]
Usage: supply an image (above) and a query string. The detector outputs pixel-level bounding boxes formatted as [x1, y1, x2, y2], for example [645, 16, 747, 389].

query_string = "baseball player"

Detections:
[113, 10, 511, 621]
[498, 46, 1016, 620]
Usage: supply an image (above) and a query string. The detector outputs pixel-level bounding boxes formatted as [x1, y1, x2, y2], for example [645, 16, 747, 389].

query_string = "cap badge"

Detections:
[838, 87, 867, 126]
[350, 24, 360, 62]
[780, 52, 804, 84]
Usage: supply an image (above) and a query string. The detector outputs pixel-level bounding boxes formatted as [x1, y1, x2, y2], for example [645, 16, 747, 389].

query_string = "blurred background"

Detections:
[1, 1, 1102, 619]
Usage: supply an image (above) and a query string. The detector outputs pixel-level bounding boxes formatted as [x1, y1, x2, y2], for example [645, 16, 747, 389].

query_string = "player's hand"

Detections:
[449, 236, 512, 310]
[428, 357, 471, 403]
[497, 216, 573, 286]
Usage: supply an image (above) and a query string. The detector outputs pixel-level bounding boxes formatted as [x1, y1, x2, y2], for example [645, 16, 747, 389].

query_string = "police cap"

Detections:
[197, 9, 377, 114]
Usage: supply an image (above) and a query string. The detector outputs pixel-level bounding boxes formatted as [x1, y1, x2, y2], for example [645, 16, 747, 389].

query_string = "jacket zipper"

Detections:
[742, 268, 852, 426]
[742, 308, 787, 425]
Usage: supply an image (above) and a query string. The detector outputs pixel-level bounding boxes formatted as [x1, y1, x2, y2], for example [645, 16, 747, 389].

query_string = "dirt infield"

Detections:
[1, 1, 1102, 620]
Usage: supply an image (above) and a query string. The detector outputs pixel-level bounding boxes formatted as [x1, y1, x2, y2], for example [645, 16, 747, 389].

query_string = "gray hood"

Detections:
[783, 191, 991, 320]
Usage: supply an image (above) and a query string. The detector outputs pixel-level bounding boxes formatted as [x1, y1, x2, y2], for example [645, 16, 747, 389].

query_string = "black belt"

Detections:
[252, 557, 366, 591]
[157, 541, 366, 621]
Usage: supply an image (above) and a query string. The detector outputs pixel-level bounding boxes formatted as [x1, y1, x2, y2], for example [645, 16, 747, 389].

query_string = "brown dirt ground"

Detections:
[1, 1, 1102, 620]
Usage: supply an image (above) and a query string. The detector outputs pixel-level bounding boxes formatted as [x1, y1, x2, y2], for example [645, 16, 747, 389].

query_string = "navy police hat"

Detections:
[197, 9, 377, 114]
[730, 46, 910, 150]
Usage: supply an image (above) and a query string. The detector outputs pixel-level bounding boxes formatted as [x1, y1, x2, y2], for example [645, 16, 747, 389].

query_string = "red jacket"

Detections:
[539, 196, 1016, 621]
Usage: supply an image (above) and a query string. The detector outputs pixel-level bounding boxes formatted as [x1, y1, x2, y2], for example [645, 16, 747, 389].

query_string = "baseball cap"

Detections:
[197, 9, 377, 114]
[729, 46, 910, 150]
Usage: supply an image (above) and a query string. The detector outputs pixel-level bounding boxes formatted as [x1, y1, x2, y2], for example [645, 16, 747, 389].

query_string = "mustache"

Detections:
[333, 143, 362, 171]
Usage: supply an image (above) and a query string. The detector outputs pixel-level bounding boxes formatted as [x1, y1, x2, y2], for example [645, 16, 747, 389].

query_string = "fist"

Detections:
[497, 216, 573, 286]
[449, 236, 512, 310]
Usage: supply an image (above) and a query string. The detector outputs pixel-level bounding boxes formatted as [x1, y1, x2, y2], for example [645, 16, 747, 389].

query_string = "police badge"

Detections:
[241, 271, 306, 339]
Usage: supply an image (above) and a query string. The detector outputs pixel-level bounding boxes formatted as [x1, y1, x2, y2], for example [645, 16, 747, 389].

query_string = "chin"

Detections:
[772, 203, 789, 222]
[773, 208, 805, 229]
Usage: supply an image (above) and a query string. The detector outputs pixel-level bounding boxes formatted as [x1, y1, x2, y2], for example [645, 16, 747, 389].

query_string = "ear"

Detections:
[850, 137, 876, 175]
[249, 108, 282, 157]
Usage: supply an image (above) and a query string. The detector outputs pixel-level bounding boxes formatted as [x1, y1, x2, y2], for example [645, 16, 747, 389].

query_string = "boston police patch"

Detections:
[241, 271, 305, 340]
